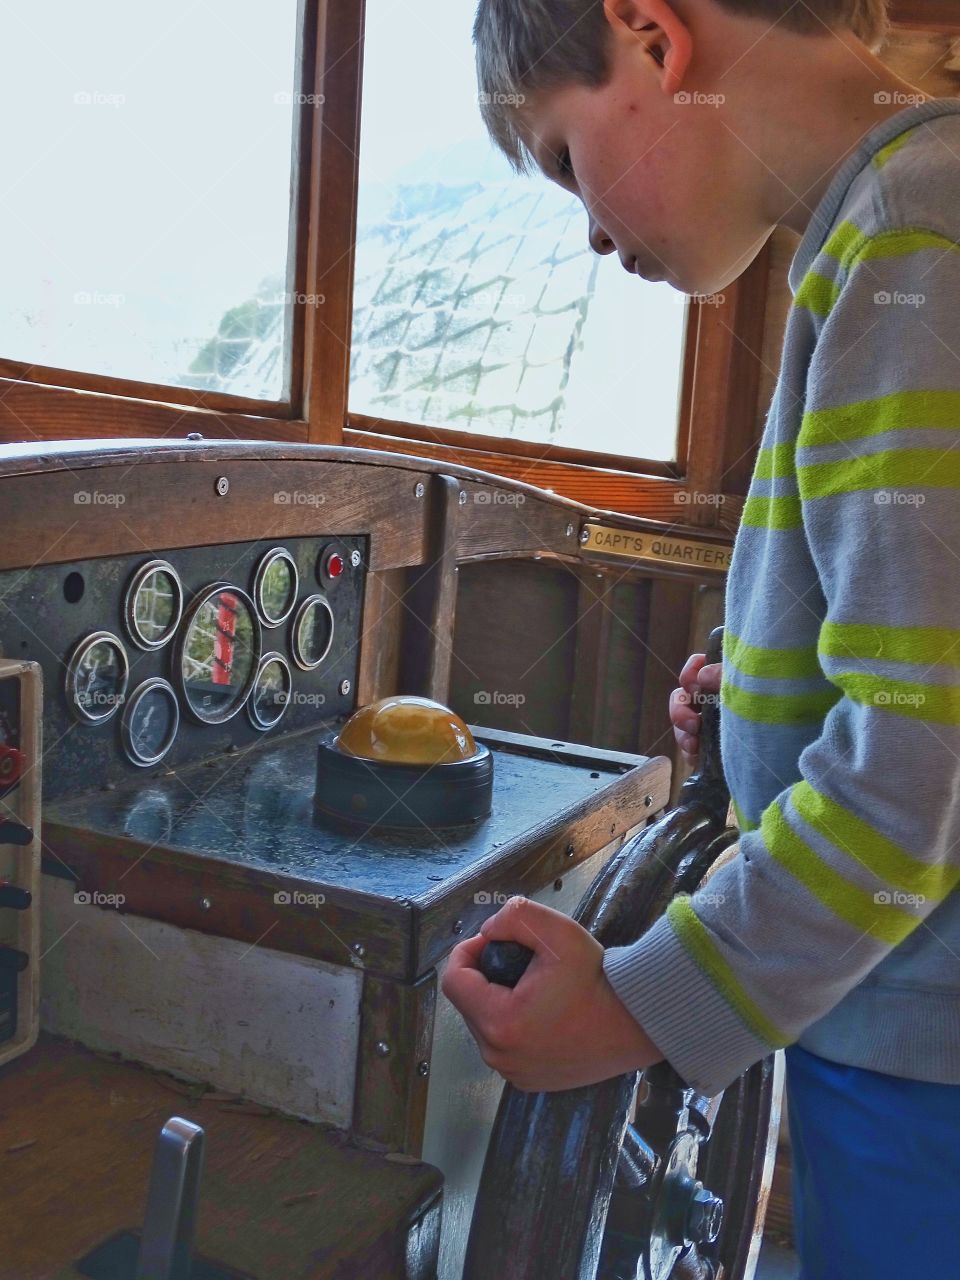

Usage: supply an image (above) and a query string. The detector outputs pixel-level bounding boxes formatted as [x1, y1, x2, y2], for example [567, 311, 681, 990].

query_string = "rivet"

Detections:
[186, 432, 204, 442]
[565, 844, 575, 859]
[200, 897, 212, 911]
[565, 522, 575, 537]
[215, 476, 229, 497]
[375, 1040, 390, 1057]
[353, 942, 365, 958]
[417, 1060, 430, 1077]
[644, 794, 654, 807]
[452, 920, 464, 935]
[459, 490, 468, 505]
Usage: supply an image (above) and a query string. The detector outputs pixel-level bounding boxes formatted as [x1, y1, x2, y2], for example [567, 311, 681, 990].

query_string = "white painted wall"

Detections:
[39, 873, 362, 1128]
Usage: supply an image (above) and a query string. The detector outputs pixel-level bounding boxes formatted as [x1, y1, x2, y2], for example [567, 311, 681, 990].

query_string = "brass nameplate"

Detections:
[580, 523, 732, 572]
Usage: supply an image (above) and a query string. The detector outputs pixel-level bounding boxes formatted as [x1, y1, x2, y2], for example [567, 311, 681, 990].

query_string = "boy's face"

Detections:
[515, 26, 768, 296]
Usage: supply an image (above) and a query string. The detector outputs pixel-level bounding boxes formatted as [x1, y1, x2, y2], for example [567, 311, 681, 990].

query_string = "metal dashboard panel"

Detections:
[0, 535, 366, 799]
[43, 730, 616, 893]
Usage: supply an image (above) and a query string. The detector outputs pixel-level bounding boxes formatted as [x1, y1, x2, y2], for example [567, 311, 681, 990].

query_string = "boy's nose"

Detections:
[588, 215, 616, 255]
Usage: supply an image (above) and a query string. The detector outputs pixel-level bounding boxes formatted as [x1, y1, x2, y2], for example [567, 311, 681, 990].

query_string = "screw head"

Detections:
[340, 679, 351, 696]
[374, 1040, 390, 1057]
[417, 1060, 430, 1077]
[579, 527, 590, 544]
[350, 549, 362, 568]
[414, 482, 425, 499]
[644, 794, 654, 807]
[452, 919, 464, 935]
[565, 522, 575, 537]
[200, 897, 212, 911]
[353, 942, 365, 958]
[686, 1185, 723, 1246]
[215, 476, 229, 497]
[186, 432, 204, 442]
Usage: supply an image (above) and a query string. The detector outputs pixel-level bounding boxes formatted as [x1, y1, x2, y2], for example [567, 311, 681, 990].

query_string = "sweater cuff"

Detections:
[602, 910, 773, 1097]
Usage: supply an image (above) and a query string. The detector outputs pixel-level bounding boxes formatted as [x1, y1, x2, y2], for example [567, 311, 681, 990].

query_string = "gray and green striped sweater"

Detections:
[603, 98, 960, 1096]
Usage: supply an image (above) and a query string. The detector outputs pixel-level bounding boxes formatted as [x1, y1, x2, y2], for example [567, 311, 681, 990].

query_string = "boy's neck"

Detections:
[722, 30, 933, 238]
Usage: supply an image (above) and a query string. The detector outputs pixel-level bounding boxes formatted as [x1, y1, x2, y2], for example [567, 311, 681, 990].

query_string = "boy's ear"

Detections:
[603, 0, 693, 98]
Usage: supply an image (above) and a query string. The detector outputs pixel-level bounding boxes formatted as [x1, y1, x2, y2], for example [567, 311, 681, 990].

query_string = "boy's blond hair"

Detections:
[474, 0, 891, 172]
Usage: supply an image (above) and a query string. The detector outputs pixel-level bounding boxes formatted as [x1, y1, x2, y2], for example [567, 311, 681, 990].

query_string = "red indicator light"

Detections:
[0, 747, 23, 787]
[326, 553, 345, 579]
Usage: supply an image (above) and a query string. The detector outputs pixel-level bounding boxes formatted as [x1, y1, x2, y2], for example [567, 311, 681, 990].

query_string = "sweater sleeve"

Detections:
[603, 227, 960, 1097]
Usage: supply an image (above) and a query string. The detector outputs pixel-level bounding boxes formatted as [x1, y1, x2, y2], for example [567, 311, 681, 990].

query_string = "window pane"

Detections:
[350, 0, 687, 461]
[0, 1, 299, 400]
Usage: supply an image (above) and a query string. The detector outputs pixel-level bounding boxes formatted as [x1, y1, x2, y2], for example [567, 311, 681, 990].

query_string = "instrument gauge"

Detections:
[124, 559, 183, 650]
[248, 652, 293, 731]
[176, 583, 261, 724]
[65, 631, 129, 724]
[291, 595, 334, 671]
[121, 678, 180, 767]
[252, 548, 299, 628]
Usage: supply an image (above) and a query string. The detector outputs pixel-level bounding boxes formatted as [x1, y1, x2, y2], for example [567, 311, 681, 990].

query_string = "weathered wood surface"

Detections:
[0, 1033, 442, 1280]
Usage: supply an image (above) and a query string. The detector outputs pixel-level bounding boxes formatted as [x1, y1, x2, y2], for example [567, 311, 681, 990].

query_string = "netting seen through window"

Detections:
[350, 0, 688, 460]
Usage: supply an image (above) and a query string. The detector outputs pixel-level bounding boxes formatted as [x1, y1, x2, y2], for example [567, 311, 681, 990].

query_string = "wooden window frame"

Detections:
[0, 0, 944, 522]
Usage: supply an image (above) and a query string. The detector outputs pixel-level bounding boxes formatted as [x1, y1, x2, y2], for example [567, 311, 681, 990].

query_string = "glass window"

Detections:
[350, 0, 688, 461]
[0, 1, 299, 400]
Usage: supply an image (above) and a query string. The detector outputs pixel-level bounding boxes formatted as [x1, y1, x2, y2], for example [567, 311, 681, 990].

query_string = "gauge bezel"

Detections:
[65, 630, 130, 725]
[291, 594, 335, 671]
[121, 677, 180, 767]
[175, 581, 262, 725]
[123, 559, 184, 651]
[247, 651, 293, 731]
[252, 547, 299, 628]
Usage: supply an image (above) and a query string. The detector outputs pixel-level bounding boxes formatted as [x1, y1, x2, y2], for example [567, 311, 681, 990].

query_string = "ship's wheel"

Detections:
[463, 626, 783, 1280]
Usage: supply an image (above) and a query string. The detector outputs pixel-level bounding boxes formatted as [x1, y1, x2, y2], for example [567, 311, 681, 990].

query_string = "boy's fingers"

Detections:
[446, 932, 488, 972]
[442, 935, 513, 1024]
[669, 686, 701, 733]
[678, 653, 707, 691]
[479, 896, 568, 964]
[697, 661, 723, 693]
[674, 728, 699, 758]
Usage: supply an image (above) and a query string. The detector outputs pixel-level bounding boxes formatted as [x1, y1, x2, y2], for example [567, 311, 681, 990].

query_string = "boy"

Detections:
[442, 1, 960, 1275]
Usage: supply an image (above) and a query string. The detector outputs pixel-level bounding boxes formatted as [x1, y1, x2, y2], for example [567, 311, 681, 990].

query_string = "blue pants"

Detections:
[784, 1042, 960, 1279]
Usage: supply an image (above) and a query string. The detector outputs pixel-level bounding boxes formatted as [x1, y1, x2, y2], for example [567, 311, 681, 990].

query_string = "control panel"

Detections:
[0, 660, 41, 1065]
[0, 536, 366, 800]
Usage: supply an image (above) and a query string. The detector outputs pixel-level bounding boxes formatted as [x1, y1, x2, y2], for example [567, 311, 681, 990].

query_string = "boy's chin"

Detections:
[674, 271, 729, 300]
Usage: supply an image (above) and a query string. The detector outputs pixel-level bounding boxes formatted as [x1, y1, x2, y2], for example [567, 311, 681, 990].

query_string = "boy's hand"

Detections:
[441, 896, 665, 1092]
[670, 653, 723, 766]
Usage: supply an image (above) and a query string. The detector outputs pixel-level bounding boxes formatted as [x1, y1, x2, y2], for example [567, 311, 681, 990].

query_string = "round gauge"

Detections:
[248, 652, 292, 731]
[253, 548, 299, 627]
[121, 678, 180, 767]
[176, 583, 261, 724]
[291, 595, 334, 670]
[124, 559, 183, 650]
[65, 631, 129, 724]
